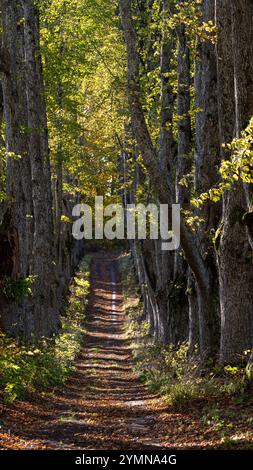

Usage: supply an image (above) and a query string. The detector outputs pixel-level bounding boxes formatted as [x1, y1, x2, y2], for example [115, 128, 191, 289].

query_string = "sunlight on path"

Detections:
[0, 252, 175, 450]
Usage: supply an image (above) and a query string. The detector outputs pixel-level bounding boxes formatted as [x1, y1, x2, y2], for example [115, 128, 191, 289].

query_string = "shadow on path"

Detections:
[0, 252, 167, 450]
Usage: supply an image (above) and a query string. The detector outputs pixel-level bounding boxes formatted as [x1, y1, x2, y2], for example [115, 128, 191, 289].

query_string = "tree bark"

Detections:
[176, 0, 191, 206]
[193, 0, 221, 358]
[21, 0, 58, 338]
[216, 0, 253, 363]
[0, 0, 34, 336]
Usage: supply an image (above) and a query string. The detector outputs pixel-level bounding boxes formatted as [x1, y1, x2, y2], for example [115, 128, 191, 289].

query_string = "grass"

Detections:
[0, 256, 92, 404]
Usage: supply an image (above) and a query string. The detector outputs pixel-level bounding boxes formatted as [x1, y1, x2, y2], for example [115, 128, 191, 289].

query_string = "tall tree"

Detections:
[216, 0, 253, 363]
[119, 0, 219, 359]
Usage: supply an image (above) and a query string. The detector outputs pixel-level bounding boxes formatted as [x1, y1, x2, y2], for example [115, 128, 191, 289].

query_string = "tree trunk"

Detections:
[0, 0, 33, 336]
[119, 0, 217, 359]
[216, 0, 253, 363]
[22, 0, 59, 339]
[193, 0, 221, 358]
[176, 0, 191, 206]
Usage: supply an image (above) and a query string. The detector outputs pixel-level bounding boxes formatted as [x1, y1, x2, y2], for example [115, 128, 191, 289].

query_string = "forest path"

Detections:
[0, 252, 253, 450]
[0, 252, 169, 450]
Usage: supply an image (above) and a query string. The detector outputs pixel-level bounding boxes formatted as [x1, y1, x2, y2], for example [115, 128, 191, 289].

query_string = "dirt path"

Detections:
[0, 253, 168, 450]
[1, 252, 253, 450]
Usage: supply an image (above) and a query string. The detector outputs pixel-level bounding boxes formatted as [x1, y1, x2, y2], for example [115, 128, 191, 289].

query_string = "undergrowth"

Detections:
[0, 256, 92, 404]
[134, 342, 246, 409]
[119, 252, 246, 411]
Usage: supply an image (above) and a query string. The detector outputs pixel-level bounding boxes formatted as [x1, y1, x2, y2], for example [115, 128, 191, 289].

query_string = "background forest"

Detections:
[1, 0, 253, 446]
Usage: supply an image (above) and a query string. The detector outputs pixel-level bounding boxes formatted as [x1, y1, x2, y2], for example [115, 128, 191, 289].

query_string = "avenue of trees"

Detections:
[0, 0, 123, 340]
[0, 0, 253, 369]
[119, 0, 253, 367]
